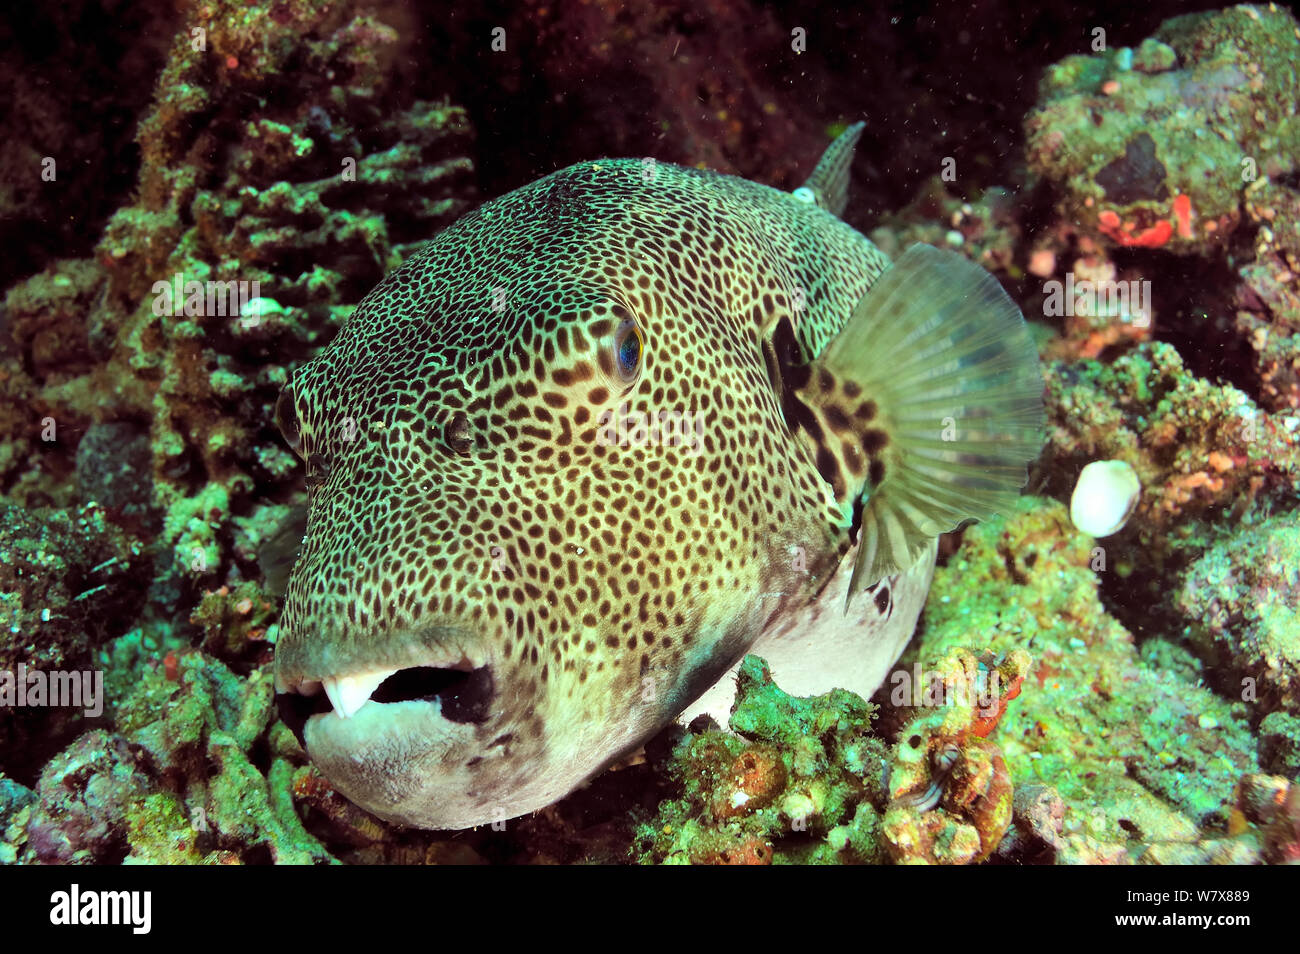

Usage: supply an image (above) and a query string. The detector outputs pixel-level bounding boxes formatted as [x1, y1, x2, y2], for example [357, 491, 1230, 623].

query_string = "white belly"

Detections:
[680, 538, 938, 724]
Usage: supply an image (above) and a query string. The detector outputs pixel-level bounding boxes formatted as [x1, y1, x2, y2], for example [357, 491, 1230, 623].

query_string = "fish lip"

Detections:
[300, 700, 488, 828]
[273, 621, 487, 694]
[274, 652, 483, 696]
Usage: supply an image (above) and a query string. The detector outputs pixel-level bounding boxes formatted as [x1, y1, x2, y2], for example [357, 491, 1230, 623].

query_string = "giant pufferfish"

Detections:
[272, 123, 1045, 830]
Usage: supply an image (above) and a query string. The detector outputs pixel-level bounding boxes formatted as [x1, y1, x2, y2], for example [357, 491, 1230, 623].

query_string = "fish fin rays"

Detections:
[816, 244, 1045, 608]
[798, 121, 865, 217]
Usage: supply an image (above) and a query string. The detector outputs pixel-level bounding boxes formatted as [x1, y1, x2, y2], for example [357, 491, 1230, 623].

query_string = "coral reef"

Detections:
[631, 650, 1027, 865]
[0, 773, 34, 864]
[913, 497, 1261, 844]
[0, 0, 1297, 866]
[0, 502, 149, 781]
[1016, 14, 1300, 808]
[0, 503, 147, 675]
[1178, 514, 1300, 718]
[21, 650, 331, 864]
[1026, 5, 1300, 256]
[189, 581, 278, 670]
[635, 656, 891, 865]
[0, 0, 476, 639]
[23, 730, 155, 864]
[1023, 5, 1300, 426]
[1259, 711, 1300, 778]
[1237, 172, 1300, 412]
[1042, 342, 1298, 540]
[880, 649, 1028, 865]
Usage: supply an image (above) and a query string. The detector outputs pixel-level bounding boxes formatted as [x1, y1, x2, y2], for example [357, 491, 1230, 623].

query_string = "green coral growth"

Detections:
[635, 656, 889, 865]
[917, 496, 1259, 843]
[1027, 4, 1300, 253]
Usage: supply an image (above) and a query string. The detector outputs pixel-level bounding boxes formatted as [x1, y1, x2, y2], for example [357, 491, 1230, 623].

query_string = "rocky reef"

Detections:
[20, 651, 330, 865]
[635, 656, 892, 865]
[1, 1, 1298, 865]
[0, 0, 476, 864]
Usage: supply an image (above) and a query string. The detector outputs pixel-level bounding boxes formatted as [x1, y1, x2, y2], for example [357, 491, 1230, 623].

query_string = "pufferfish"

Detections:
[272, 123, 1044, 830]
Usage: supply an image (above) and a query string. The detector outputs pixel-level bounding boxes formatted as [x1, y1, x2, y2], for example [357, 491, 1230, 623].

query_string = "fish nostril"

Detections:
[304, 452, 331, 490]
[372, 665, 495, 724]
[443, 412, 474, 455]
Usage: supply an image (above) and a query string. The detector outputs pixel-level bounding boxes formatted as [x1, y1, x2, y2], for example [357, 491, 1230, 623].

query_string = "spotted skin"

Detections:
[274, 157, 918, 829]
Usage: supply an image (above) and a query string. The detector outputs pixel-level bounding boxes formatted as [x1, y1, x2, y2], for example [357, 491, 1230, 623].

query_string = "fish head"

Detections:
[273, 161, 842, 829]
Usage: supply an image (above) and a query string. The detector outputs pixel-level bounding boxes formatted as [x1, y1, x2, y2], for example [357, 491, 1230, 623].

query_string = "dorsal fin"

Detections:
[796, 121, 865, 217]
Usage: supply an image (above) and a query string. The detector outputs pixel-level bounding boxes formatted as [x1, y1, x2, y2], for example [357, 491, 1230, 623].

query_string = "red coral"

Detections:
[970, 673, 1024, 738]
[1173, 193, 1193, 238]
[1098, 209, 1174, 248]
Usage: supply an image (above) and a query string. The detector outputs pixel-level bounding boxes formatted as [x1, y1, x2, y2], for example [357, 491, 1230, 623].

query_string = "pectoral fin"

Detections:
[799, 244, 1045, 608]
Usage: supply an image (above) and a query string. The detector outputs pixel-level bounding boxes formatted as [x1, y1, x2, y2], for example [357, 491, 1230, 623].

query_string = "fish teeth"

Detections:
[322, 670, 397, 719]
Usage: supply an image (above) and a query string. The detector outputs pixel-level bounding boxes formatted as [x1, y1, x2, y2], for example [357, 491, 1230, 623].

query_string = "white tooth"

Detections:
[322, 677, 345, 718]
[326, 670, 398, 719]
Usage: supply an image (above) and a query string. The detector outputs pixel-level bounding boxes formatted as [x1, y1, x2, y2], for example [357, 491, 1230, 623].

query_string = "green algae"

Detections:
[915, 496, 1258, 838]
[635, 656, 889, 864]
[123, 793, 204, 865]
[1027, 5, 1300, 253]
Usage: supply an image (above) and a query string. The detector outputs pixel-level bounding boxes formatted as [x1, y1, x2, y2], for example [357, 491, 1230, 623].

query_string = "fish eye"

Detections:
[275, 385, 303, 457]
[612, 317, 643, 384]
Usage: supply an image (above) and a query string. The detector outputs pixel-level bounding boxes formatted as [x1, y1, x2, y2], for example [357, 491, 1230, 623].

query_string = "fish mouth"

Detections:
[275, 662, 496, 746]
[275, 656, 519, 829]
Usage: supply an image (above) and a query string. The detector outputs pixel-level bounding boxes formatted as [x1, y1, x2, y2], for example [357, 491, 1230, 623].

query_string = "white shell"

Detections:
[1070, 460, 1141, 537]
